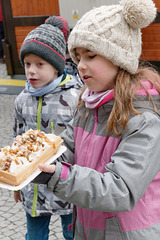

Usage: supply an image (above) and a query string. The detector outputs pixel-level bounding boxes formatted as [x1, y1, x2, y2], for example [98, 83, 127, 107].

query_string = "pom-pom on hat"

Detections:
[68, 0, 157, 74]
[20, 16, 70, 76]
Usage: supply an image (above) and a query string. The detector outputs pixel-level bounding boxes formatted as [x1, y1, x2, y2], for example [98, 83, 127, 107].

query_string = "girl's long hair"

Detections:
[77, 62, 160, 136]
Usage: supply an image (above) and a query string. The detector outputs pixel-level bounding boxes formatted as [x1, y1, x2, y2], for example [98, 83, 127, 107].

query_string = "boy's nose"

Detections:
[29, 65, 36, 74]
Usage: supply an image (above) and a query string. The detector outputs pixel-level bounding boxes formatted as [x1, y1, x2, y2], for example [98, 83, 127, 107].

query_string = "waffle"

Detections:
[0, 129, 63, 186]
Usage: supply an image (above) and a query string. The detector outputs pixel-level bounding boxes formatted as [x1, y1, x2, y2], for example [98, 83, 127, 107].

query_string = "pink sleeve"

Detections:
[60, 161, 72, 179]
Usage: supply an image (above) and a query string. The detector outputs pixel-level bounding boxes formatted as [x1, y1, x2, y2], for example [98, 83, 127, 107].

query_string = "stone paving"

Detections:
[0, 63, 65, 239]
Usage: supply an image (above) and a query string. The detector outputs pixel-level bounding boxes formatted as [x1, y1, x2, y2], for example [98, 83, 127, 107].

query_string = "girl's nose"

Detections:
[78, 59, 87, 72]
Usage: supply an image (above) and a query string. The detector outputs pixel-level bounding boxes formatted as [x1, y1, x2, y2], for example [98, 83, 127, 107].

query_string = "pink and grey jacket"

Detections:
[36, 81, 160, 239]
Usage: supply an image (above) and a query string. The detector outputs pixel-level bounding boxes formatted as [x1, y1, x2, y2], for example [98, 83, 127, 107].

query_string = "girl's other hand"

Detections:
[38, 163, 56, 173]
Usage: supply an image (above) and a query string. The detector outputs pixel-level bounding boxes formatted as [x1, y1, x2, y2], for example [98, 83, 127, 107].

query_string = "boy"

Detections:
[13, 16, 83, 240]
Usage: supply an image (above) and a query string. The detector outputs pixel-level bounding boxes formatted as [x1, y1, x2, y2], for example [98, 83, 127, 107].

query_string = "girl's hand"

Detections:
[39, 163, 56, 173]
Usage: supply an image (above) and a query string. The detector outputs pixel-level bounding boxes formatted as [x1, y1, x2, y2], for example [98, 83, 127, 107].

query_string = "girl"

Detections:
[35, 0, 160, 239]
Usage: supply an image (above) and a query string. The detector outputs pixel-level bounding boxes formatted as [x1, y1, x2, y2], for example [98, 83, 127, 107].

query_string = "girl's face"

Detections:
[24, 54, 58, 89]
[76, 47, 119, 92]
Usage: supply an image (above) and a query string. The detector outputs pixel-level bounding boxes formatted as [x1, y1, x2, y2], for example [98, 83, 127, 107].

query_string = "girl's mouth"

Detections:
[83, 75, 91, 82]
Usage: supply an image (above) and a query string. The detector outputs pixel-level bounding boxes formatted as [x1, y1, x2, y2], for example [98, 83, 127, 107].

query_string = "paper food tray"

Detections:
[0, 145, 66, 191]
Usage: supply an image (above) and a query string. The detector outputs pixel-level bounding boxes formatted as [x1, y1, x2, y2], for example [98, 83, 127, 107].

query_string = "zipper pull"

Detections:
[49, 121, 54, 134]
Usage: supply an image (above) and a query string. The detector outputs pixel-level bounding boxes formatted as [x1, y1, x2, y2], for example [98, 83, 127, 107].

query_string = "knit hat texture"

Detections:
[20, 16, 70, 76]
[68, 0, 157, 74]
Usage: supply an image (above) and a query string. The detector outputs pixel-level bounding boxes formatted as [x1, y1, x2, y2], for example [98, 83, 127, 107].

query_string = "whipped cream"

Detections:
[0, 129, 56, 173]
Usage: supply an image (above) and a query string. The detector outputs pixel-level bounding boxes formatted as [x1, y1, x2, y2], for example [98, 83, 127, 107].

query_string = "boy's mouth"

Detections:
[29, 78, 38, 83]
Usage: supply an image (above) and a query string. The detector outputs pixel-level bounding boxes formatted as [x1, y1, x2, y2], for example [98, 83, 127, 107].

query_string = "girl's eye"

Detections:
[38, 63, 43, 66]
[89, 54, 96, 59]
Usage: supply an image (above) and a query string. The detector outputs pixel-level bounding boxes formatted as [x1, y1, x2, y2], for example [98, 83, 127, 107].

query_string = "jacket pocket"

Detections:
[105, 216, 126, 240]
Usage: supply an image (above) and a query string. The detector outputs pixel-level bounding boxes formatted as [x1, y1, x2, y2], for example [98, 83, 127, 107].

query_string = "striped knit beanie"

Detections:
[20, 16, 70, 76]
[68, 0, 157, 74]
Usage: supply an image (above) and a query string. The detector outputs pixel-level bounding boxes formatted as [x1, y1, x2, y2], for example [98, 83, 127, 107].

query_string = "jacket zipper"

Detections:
[83, 108, 98, 239]
[83, 108, 98, 167]
[31, 96, 43, 217]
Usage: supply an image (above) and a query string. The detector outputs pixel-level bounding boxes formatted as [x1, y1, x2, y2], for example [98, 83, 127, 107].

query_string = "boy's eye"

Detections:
[24, 62, 30, 66]
[38, 62, 43, 66]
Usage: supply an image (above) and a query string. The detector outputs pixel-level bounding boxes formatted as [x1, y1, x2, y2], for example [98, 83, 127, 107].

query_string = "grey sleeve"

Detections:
[47, 112, 160, 212]
[13, 95, 24, 138]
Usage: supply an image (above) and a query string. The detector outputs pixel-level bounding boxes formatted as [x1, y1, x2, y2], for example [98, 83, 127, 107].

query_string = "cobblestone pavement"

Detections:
[0, 94, 65, 239]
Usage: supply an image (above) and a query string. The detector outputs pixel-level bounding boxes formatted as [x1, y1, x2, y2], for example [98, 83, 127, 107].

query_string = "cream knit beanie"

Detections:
[68, 0, 157, 74]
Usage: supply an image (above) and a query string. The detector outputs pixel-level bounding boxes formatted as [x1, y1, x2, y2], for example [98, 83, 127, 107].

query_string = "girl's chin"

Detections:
[87, 84, 109, 92]
[87, 86, 100, 92]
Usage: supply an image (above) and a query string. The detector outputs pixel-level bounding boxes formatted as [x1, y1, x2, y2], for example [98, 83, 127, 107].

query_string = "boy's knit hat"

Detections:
[20, 16, 70, 76]
[68, 0, 157, 74]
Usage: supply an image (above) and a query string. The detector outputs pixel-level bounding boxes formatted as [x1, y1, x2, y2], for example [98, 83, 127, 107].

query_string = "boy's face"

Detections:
[24, 54, 58, 89]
